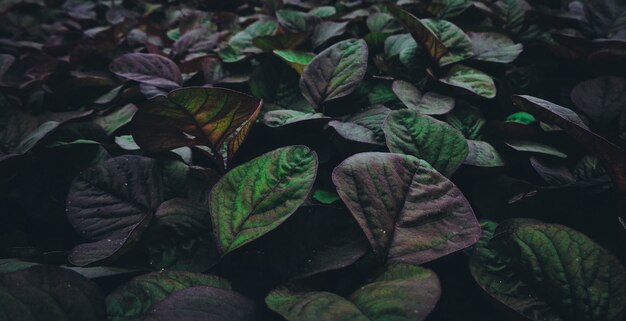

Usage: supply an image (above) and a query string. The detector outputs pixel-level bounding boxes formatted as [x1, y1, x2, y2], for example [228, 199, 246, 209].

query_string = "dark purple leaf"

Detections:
[110, 53, 182, 90]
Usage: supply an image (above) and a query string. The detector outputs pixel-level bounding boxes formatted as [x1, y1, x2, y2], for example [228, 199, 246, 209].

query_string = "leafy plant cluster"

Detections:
[1, 0, 626, 320]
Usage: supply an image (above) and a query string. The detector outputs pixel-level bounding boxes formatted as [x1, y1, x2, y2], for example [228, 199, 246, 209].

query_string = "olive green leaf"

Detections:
[209, 146, 318, 254]
[272, 49, 315, 74]
[422, 19, 473, 66]
[300, 39, 368, 108]
[266, 264, 441, 321]
[332, 152, 480, 264]
[470, 219, 626, 321]
[383, 110, 469, 176]
[439, 64, 496, 99]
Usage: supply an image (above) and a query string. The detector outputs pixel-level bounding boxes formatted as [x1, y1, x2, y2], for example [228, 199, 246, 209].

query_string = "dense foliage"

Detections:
[1, 0, 626, 320]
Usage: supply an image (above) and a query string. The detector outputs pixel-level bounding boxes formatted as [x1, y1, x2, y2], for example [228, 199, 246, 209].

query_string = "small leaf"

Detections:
[262, 110, 328, 128]
[470, 220, 626, 321]
[468, 32, 523, 63]
[106, 271, 231, 321]
[266, 264, 441, 321]
[505, 111, 536, 124]
[312, 21, 348, 48]
[383, 110, 469, 176]
[505, 140, 568, 158]
[313, 189, 340, 204]
[493, 0, 529, 33]
[0, 265, 106, 321]
[422, 19, 473, 66]
[273, 49, 315, 74]
[332, 152, 480, 264]
[209, 146, 318, 254]
[439, 64, 496, 99]
[464, 140, 505, 167]
[300, 39, 368, 108]
[110, 53, 182, 89]
[385, 2, 448, 63]
[277, 9, 319, 33]
[93, 104, 138, 136]
[392, 80, 454, 115]
[328, 105, 391, 145]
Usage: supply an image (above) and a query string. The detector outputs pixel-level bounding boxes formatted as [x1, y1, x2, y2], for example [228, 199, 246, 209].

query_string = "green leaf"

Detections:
[253, 33, 308, 51]
[130, 87, 262, 166]
[309, 6, 336, 18]
[300, 39, 368, 108]
[209, 146, 318, 254]
[0, 259, 38, 274]
[470, 219, 626, 321]
[262, 110, 328, 128]
[439, 64, 496, 99]
[93, 104, 138, 136]
[464, 140, 505, 167]
[366, 13, 402, 33]
[277, 9, 319, 33]
[422, 19, 473, 66]
[493, 0, 529, 33]
[446, 103, 486, 139]
[392, 80, 455, 115]
[468, 32, 523, 63]
[0, 265, 106, 321]
[273, 49, 315, 74]
[383, 110, 469, 176]
[312, 21, 348, 48]
[313, 189, 340, 204]
[384, 33, 415, 58]
[332, 152, 480, 264]
[106, 271, 231, 321]
[266, 264, 441, 321]
[385, 2, 448, 64]
[506, 111, 536, 124]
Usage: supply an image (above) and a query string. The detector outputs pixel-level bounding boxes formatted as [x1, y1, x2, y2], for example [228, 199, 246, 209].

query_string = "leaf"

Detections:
[313, 189, 340, 204]
[570, 76, 626, 126]
[300, 39, 368, 108]
[384, 34, 415, 58]
[392, 80, 454, 115]
[0, 259, 39, 274]
[309, 6, 336, 18]
[253, 33, 308, 51]
[468, 32, 523, 63]
[366, 13, 402, 33]
[493, 0, 530, 34]
[506, 111, 536, 125]
[311, 21, 348, 48]
[0, 265, 106, 321]
[505, 140, 568, 158]
[277, 9, 319, 33]
[530, 156, 577, 186]
[66, 156, 187, 266]
[332, 152, 480, 264]
[141, 286, 256, 321]
[130, 87, 262, 165]
[470, 219, 626, 321]
[439, 64, 496, 99]
[273, 49, 315, 74]
[209, 146, 318, 254]
[93, 104, 138, 136]
[106, 271, 231, 321]
[383, 110, 469, 176]
[385, 2, 448, 64]
[327, 105, 391, 145]
[262, 110, 328, 128]
[464, 140, 505, 167]
[266, 264, 441, 321]
[422, 19, 473, 66]
[109, 53, 182, 89]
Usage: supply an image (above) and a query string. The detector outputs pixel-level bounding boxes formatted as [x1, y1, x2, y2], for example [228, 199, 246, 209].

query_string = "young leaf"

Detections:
[130, 87, 262, 165]
[109, 53, 182, 89]
[328, 105, 391, 145]
[470, 220, 626, 321]
[383, 110, 469, 176]
[262, 110, 328, 128]
[0, 265, 106, 321]
[106, 271, 231, 321]
[385, 2, 448, 64]
[300, 39, 368, 108]
[392, 80, 454, 115]
[272, 49, 315, 74]
[266, 264, 441, 321]
[332, 152, 480, 264]
[439, 64, 496, 99]
[209, 146, 318, 254]
[93, 104, 138, 136]
[422, 19, 473, 66]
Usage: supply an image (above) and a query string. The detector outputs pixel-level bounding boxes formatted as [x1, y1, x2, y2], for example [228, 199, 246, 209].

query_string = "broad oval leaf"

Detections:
[468, 32, 523, 63]
[328, 105, 391, 145]
[383, 109, 469, 176]
[0, 265, 106, 321]
[110, 53, 182, 89]
[106, 271, 230, 321]
[266, 264, 441, 321]
[392, 80, 455, 115]
[470, 220, 626, 321]
[141, 286, 256, 321]
[312, 21, 349, 48]
[422, 19, 473, 66]
[570, 76, 626, 126]
[464, 140, 505, 167]
[300, 39, 368, 108]
[272, 49, 315, 74]
[439, 64, 496, 99]
[385, 3, 448, 64]
[209, 146, 318, 254]
[130, 87, 262, 163]
[332, 152, 480, 264]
